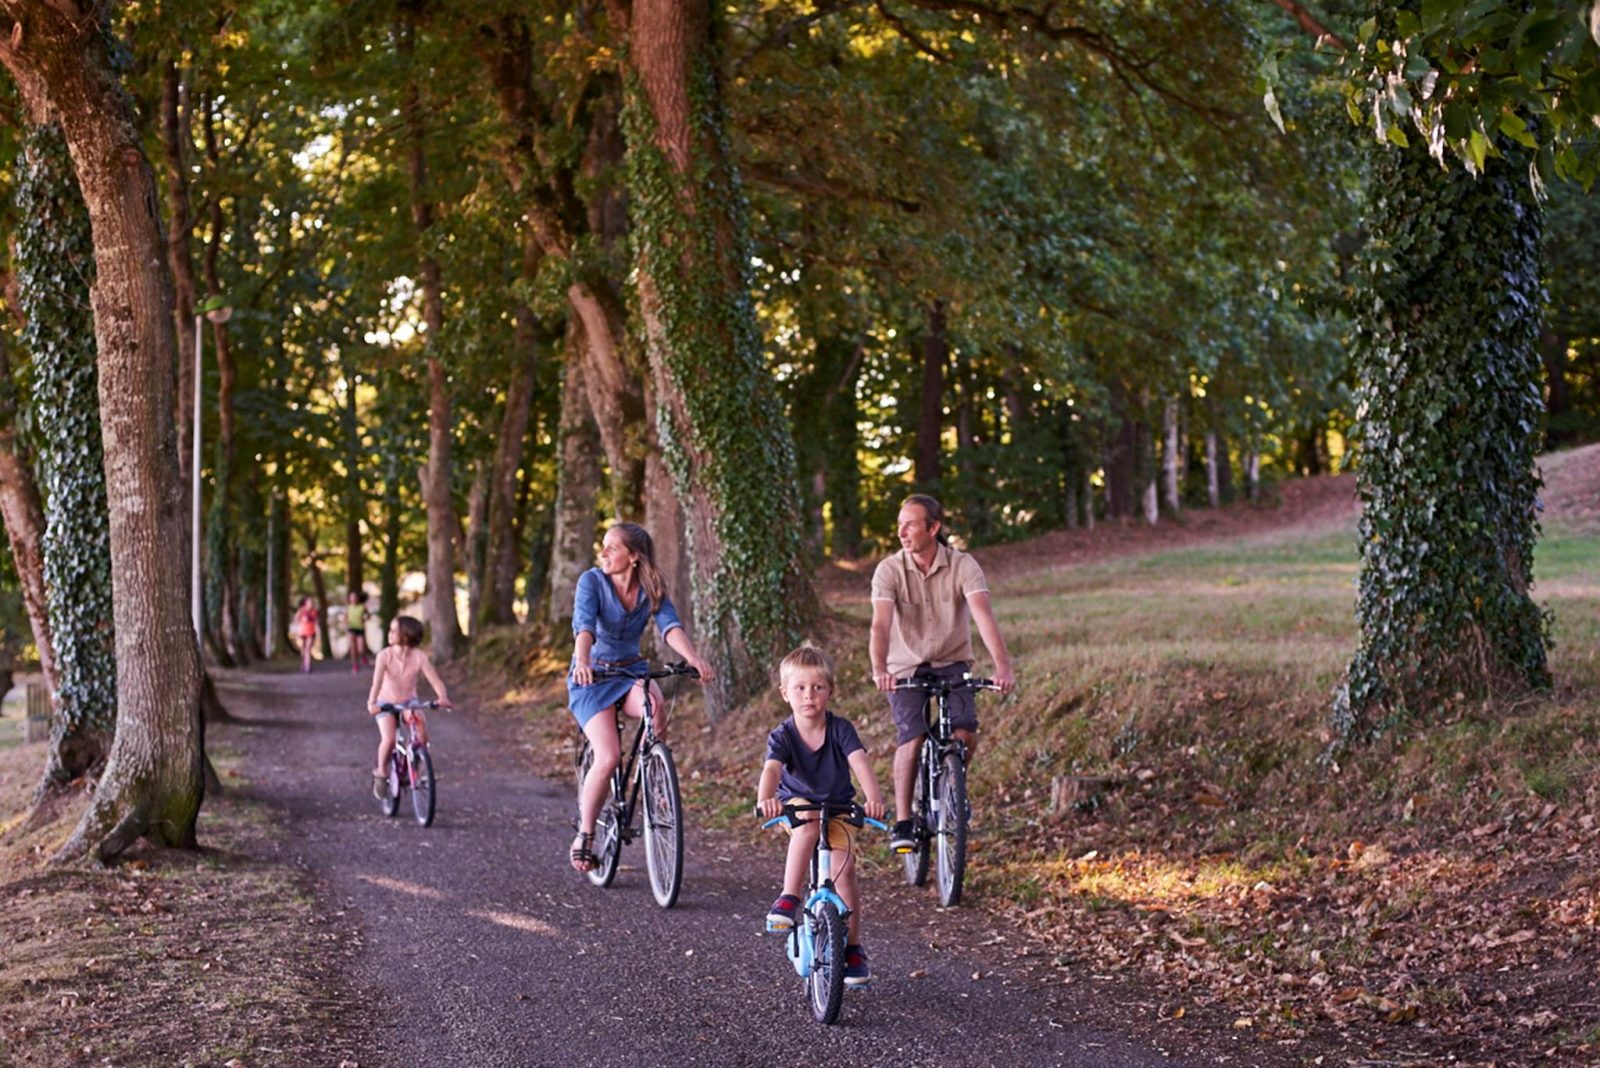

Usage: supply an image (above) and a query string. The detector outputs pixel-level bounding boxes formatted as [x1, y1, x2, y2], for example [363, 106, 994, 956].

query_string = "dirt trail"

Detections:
[217, 666, 1240, 1068]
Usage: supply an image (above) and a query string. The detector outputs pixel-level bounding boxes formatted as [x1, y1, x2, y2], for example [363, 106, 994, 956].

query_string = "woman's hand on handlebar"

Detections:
[686, 655, 715, 684]
[572, 659, 593, 687]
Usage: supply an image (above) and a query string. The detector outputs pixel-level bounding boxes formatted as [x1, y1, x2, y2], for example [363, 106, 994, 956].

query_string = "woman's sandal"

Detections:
[570, 831, 597, 873]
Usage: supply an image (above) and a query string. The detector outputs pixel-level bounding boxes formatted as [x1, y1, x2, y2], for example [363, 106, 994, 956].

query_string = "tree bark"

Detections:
[0, 332, 57, 695]
[546, 330, 602, 635]
[915, 300, 946, 489]
[465, 459, 489, 633]
[1162, 397, 1181, 515]
[623, 0, 813, 715]
[480, 239, 543, 629]
[1204, 429, 1221, 509]
[0, 1, 206, 860]
[200, 101, 241, 666]
[400, 10, 464, 659]
[158, 58, 198, 514]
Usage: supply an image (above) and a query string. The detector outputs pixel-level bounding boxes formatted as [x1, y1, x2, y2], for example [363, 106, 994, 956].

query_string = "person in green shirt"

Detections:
[346, 590, 370, 672]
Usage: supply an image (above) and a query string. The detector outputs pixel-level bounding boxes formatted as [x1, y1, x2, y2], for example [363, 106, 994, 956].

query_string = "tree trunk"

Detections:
[915, 300, 946, 489]
[302, 525, 331, 660]
[400, 12, 463, 660]
[480, 265, 543, 629]
[1204, 430, 1221, 509]
[200, 106, 241, 666]
[158, 58, 198, 516]
[465, 459, 489, 634]
[546, 333, 602, 634]
[0, 333, 57, 696]
[340, 372, 364, 596]
[1541, 328, 1570, 442]
[1162, 397, 1181, 515]
[0, 3, 206, 860]
[477, 21, 645, 519]
[1082, 467, 1095, 531]
[622, 0, 813, 715]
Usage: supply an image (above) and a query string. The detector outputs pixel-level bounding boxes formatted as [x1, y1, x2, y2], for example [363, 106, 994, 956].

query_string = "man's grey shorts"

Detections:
[889, 662, 977, 745]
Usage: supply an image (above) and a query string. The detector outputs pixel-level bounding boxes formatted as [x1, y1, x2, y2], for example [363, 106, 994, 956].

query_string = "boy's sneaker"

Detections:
[844, 945, 871, 987]
[765, 894, 801, 932]
[889, 820, 917, 853]
[372, 774, 390, 800]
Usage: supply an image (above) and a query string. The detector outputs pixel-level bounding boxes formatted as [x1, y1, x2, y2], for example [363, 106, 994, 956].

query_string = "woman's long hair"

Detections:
[611, 522, 666, 613]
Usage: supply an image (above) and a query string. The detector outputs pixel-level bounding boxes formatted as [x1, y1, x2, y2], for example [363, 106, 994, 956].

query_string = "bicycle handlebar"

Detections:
[590, 661, 702, 682]
[377, 699, 439, 713]
[756, 802, 889, 832]
[891, 673, 1000, 693]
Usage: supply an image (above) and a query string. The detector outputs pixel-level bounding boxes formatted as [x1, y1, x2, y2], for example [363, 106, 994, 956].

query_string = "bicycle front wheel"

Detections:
[381, 753, 402, 818]
[409, 745, 436, 827]
[902, 763, 931, 887]
[935, 751, 968, 907]
[806, 903, 848, 1025]
[641, 744, 684, 908]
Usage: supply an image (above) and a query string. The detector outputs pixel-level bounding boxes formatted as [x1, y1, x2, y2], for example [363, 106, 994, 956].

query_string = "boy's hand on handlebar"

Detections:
[862, 798, 886, 822]
[436, 698, 453, 709]
[756, 796, 784, 819]
[367, 703, 381, 716]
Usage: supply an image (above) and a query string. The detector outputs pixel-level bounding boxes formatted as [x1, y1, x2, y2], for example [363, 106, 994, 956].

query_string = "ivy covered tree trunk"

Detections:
[15, 121, 118, 790]
[0, 0, 206, 860]
[620, 0, 812, 716]
[1334, 136, 1549, 741]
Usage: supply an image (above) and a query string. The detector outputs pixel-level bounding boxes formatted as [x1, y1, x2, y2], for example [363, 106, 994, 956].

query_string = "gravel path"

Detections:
[220, 665, 1211, 1068]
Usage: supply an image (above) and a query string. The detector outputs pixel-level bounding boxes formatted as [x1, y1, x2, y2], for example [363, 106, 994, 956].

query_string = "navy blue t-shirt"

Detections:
[764, 712, 865, 804]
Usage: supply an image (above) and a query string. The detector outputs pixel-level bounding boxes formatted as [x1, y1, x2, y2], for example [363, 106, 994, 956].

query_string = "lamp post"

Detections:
[192, 304, 232, 643]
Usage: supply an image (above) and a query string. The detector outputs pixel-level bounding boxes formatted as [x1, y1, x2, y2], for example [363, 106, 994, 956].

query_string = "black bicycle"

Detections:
[376, 699, 437, 827]
[892, 673, 998, 907]
[574, 661, 698, 907]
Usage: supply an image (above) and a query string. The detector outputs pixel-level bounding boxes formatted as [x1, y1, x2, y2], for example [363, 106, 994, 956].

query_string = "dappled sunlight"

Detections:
[356, 874, 445, 901]
[1023, 849, 1305, 912]
[466, 909, 560, 938]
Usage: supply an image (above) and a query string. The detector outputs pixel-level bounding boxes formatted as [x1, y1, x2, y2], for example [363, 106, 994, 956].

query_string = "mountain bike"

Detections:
[574, 661, 698, 907]
[892, 673, 999, 907]
[758, 802, 887, 1025]
[376, 699, 437, 827]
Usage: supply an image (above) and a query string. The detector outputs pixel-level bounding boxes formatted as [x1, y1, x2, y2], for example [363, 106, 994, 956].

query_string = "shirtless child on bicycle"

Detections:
[756, 644, 886, 987]
[367, 616, 452, 799]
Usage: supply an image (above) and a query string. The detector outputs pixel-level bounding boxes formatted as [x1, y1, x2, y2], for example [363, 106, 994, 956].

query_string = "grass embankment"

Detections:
[644, 518, 1600, 1064]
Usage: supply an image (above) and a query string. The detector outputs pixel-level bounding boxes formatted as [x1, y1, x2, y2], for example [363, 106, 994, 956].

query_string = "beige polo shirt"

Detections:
[870, 543, 989, 678]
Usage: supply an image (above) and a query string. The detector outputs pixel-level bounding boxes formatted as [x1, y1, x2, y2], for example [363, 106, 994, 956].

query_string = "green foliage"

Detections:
[1342, 1, 1600, 188]
[1333, 132, 1550, 741]
[622, 37, 811, 709]
[14, 123, 116, 741]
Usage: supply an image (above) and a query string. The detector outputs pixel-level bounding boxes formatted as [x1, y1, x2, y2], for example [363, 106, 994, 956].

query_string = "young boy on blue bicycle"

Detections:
[756, 644, 886, 986]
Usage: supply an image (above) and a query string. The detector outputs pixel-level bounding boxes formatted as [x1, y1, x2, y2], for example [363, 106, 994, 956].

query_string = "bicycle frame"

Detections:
[592, 670, 665, 846]
[759, 804, 886, 977]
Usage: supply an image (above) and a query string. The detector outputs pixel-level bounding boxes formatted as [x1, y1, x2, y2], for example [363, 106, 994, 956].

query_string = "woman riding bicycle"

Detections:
[568, 522, 714, 874]
[367, 616, 452, 800]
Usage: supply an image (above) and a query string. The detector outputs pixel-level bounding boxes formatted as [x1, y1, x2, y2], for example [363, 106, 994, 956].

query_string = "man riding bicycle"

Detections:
[869, 494, 1015, 852]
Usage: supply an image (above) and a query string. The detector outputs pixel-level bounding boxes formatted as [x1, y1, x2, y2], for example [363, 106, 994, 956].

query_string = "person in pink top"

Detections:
[366, 616, 453, 799]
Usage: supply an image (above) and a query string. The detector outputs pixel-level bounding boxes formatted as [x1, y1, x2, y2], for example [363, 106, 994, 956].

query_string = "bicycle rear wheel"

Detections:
[380, 752, 402, 818]
[902, 763, 931, 887]
[641, 744, 684, 908]
[806, 903, 848, 1025]
[409, 745, 436, 827]
[935, 751, 968, 907]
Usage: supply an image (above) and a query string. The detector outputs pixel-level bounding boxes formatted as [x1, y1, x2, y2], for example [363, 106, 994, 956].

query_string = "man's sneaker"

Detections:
[766, 894, 800, 932]
[889, 820, 917, 853]
[844, 945, 871, 987]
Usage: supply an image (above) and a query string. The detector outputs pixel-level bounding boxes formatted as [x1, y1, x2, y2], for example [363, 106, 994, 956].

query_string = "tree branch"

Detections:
[743, 158, 921, 213]
[1267, 0, 1347, 51]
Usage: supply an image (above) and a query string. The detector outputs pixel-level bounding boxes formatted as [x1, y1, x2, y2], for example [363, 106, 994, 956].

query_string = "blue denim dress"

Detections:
[567, 567, 683, 727]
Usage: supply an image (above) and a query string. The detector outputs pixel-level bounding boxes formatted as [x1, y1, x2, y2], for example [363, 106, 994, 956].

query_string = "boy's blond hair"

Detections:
[778, 643, 835, 691]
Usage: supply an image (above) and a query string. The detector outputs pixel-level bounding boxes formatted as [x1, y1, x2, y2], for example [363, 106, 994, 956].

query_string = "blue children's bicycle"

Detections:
[758, 801, 888, 1024]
